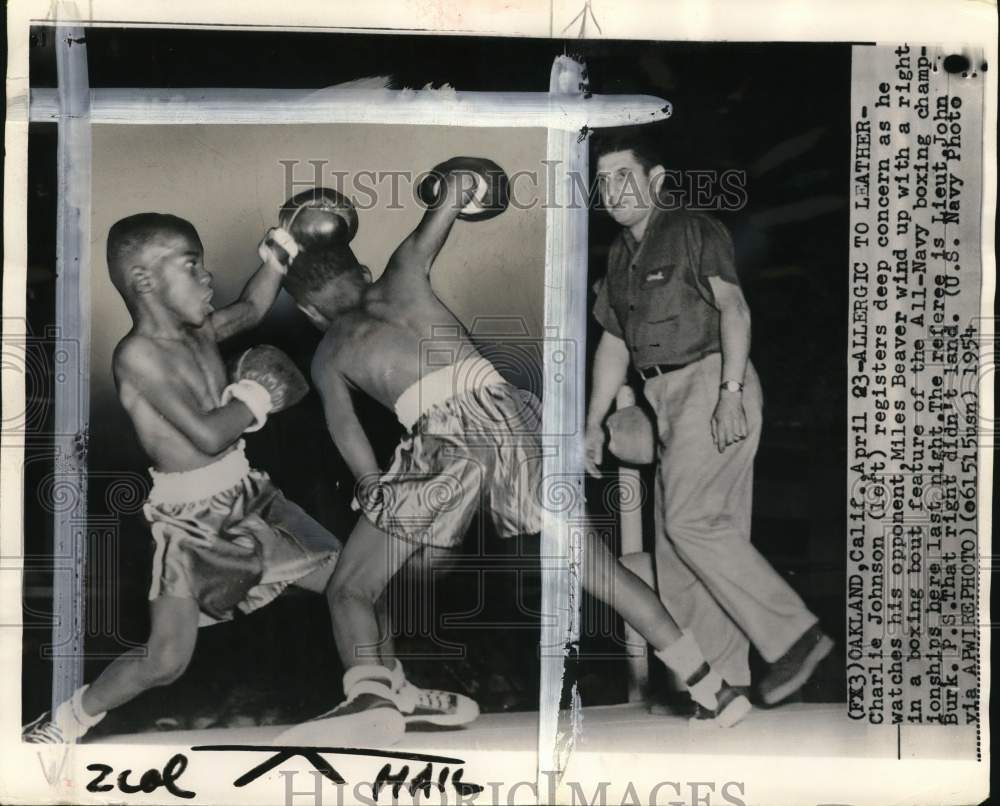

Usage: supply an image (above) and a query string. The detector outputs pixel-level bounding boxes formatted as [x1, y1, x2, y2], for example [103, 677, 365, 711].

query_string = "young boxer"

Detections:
[23, 213, 340, 743]
[277, 159, 752, 745]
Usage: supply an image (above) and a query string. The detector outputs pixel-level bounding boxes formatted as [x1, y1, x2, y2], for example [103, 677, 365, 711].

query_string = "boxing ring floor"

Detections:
[99, 703, 971, 760]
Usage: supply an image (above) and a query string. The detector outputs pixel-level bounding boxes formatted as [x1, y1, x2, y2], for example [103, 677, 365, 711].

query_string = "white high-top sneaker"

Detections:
[388, 660, 480, 728]
[274, 665, 405, 746]
[22, 686, 106, 744]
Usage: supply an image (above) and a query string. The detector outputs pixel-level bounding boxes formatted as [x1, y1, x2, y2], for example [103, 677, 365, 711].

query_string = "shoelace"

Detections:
[26, 718, 64, 743]
[413, 688, 453, 713]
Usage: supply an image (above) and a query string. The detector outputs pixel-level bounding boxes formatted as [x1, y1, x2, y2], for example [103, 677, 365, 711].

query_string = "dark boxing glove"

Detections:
[417, 157, 510, 221]
[266, 187, 359, 265]
[222, 345, 309, 432]
[606, 405, 656, 465]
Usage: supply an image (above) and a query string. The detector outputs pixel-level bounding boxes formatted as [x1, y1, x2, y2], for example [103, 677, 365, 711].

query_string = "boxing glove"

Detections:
[274, 187, 358, 263]
[417, 157, 510, 221]
[606, 405, 656, 465]
[222, 345, 309, 432]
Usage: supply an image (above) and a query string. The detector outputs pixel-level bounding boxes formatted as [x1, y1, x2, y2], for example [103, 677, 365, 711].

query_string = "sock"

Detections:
[52, 685, 105, 740]
[383, 660, 421, 713]
[686, 666, 726, 712]
[654, 632, 724, 710]
[384, 659, 407, 691]
[342, 664, 400, 706]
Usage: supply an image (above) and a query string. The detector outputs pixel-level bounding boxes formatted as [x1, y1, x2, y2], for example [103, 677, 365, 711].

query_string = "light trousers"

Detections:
[643, 353, 816, 685]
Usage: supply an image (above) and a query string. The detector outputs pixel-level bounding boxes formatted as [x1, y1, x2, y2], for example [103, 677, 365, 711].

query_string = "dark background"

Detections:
[23, 27, 850, 736]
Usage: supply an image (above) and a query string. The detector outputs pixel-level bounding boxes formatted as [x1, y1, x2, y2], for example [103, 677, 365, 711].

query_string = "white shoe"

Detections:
[688, 684, 752, 728]
[22, 712, 68, 744]
[389, 661, 480, 728]
[23, 686, 104, 744]
[274, 666, 405, 746]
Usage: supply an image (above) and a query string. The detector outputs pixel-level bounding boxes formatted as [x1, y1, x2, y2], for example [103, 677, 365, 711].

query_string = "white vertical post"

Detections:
[614, 385, 650, 702]
[537, 55, 589, 792]
[50, 18, 91, 719]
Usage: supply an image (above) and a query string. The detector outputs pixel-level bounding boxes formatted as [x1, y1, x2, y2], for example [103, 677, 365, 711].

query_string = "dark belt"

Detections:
[638, 362, 688, 380]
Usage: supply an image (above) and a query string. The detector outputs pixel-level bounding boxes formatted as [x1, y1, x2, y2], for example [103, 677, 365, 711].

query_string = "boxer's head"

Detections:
[107, 213, 214, 327]
[594, 130, 666, 233]
[283, 244, 371, 329]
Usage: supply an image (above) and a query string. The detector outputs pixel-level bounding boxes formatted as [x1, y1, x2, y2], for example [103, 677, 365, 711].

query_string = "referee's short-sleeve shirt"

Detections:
[592, 208, 741, 370]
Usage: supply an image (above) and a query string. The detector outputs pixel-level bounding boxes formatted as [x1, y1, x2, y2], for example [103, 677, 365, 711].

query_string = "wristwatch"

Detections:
[719, 380, 744, 393]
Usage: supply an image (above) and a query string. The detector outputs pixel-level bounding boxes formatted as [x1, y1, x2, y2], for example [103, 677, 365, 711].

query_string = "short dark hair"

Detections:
[106, 213, 199, 293]
[284, 245, 362, 303]
[592, 127, 664, 173]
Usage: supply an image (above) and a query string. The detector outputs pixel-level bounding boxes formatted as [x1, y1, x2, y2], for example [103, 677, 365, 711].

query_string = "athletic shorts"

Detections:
[359, 359, 544, 548]
[144, 441, 341, 626]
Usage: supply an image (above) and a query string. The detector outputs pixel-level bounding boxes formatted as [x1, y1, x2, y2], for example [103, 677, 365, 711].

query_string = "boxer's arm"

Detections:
[383, 172, 477, 284]
[115, 340, 255, 455]
[312, 359, 380, 482]
[210, 233, 287, 342]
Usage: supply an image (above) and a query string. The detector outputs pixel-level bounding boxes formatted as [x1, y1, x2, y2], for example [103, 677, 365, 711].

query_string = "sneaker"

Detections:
[759, 624, 835, 706]
[689, 684, 752, 728]
[274, 666, 406, 747]
[22, 712, 66, 744]
[274, 691, 405, 747]
[23, 687, 104, 744]
[396, 680, 480, 728]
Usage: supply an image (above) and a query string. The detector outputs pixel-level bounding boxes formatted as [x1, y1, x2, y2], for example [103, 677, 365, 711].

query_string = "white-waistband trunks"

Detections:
[393, 356, 507, 431]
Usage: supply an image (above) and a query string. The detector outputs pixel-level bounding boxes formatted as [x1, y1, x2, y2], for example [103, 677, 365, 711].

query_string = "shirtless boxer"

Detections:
[22, 213, 444, 744]
[277, 159, 752, 745]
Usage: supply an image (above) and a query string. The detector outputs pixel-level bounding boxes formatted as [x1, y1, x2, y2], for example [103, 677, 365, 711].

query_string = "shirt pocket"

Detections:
[629, 265, 679, 350]
[635, 267, 678, 327]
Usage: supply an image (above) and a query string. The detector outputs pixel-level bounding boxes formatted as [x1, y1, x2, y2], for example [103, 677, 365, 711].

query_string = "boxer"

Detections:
[276, 158, 752, 745]
[23, 213, 345, 743]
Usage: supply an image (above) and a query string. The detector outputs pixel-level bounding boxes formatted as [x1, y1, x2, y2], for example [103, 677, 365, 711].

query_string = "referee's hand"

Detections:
[711, 393, 748, 452]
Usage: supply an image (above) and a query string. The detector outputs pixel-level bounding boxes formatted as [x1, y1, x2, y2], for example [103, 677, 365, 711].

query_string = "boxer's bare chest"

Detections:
[162, 331, 227, 408]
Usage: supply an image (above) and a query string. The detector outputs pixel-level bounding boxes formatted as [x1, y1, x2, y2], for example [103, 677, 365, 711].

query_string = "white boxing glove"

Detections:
[221, 378, 272, 432]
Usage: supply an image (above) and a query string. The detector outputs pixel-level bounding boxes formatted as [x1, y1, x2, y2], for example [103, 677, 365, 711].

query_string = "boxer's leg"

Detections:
[581, 528, 681, 648]
[329, 516, 422, 669]
[293, 529, 477, 730]
[273, 518, 416, 746]
[294, 561, 398, 665]
[82, 596, 201, 714]
[581, 528, 750, 725]
[24, 596, 201, 743]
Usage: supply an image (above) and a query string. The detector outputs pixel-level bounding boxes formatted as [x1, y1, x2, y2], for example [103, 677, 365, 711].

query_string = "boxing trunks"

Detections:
[358, 357, 544, 547]
[144, 441, 341, 626]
